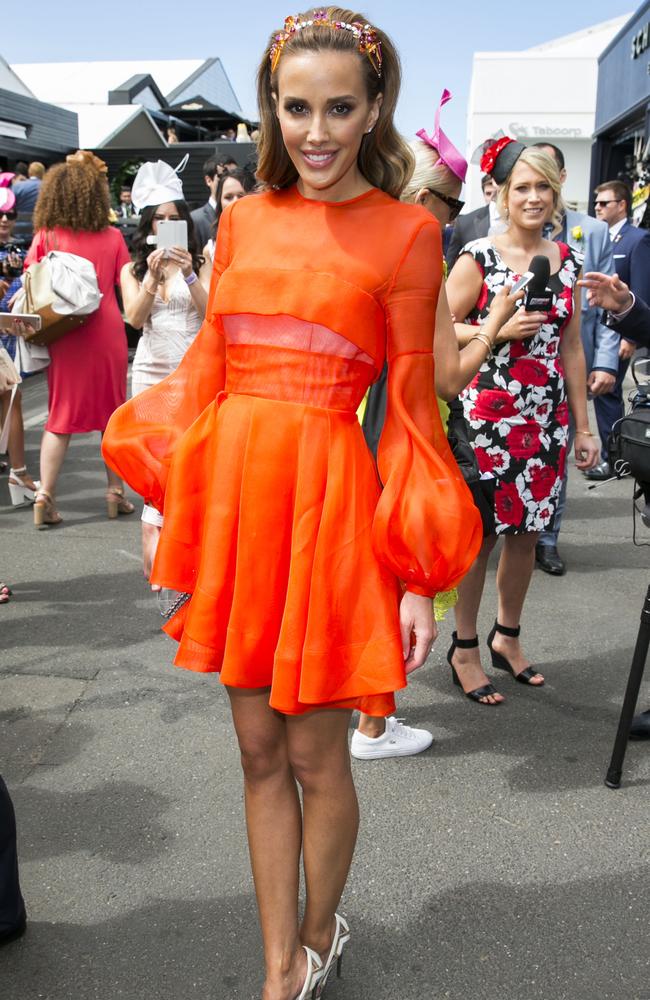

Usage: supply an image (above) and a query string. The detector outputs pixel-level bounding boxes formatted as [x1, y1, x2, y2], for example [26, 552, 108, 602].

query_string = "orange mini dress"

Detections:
[103, 186, 482, 716]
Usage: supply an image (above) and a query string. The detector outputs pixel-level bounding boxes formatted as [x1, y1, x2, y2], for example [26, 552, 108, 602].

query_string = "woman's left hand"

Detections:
[400, 591, 437, 675]
[574, 432, 601, 471]
[166, 247, 193, 277]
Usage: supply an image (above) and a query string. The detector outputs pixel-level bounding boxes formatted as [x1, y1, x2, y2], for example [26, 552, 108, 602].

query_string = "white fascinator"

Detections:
[131, 154, 189, 213]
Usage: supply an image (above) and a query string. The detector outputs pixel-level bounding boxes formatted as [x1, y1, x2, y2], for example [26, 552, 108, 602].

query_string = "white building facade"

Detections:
[465, 17, 629, 211]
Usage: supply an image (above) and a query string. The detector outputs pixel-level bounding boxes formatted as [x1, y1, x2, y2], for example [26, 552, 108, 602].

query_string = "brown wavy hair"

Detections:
[33, 160, 111, 232]
[256, 7, 414, 199]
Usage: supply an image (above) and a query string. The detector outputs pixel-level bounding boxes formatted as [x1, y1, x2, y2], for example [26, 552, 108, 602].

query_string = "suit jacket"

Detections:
[446, 205, 489, 270]
[190, 201, 217, 249]
[610, 296, 650, 347]
[564, 209, 619, 374]
[611, 220, 650, 321]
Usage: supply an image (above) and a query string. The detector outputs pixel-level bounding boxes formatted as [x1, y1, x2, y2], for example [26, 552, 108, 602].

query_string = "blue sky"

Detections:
[6, 1, 634, 147]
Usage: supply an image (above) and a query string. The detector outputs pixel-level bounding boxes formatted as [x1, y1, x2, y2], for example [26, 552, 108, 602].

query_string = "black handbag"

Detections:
[608, 383, 650, 488]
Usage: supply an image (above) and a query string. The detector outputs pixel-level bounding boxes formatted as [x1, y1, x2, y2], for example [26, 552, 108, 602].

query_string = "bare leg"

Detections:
[492, 532, 544, 683]
[39, 429, 70, 496]
[142, 522, 162, 592]
[2, 390, 37, 491]
[452, 534, 504, 704]
[287, 709, 358, 957]
[227, 687, 307, 1000]
[105, 462, 124, 490]
[356, 712, 384, 738]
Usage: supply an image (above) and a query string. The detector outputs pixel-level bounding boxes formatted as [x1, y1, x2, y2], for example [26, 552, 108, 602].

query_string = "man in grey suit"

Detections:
[190, 156, 221, 249]
[533, 143, 618, 575]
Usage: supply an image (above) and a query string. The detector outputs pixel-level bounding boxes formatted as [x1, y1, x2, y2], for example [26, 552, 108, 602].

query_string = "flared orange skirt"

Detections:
[153, 387, 407, 715]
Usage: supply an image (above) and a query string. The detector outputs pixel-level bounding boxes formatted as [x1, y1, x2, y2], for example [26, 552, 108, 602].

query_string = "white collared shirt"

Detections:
[208, 196, 217, 211]
[609, 218, 627, 241]
[488, 199, 506, 236]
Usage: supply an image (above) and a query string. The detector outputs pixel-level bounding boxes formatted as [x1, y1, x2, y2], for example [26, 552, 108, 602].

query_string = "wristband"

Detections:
[184, 272, 198, 286]
[575, 430, 594, 436]
[143, 280, 158, 295]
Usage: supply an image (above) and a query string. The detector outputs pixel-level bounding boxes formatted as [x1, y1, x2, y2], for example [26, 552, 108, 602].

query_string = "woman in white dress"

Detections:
[120, 162, 212, 586]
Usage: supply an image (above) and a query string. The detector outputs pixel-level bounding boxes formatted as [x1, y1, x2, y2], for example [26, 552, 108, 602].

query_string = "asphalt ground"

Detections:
[1, 373, 649, 1000]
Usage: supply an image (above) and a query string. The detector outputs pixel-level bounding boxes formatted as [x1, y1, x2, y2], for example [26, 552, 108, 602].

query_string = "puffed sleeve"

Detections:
[373, 220, 483, 597]
[102, 203, 233, 511]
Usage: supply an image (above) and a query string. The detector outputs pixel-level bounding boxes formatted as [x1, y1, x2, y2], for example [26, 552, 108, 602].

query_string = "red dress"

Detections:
[26, 227, 131, 434]
[103, 187, 482, 715]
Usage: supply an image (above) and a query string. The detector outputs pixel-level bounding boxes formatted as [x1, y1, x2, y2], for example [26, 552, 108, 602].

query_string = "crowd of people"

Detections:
[1, 6, 649, 999]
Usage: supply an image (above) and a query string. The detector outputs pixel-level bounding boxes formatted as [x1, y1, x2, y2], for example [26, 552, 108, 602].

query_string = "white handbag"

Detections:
[15, 336, 50, 374]
[0, 346, 21, 453]
[13, 247, 102, 346]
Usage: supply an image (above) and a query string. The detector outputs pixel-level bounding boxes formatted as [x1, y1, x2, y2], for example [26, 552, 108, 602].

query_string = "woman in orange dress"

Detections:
[103, 8, 481, 999]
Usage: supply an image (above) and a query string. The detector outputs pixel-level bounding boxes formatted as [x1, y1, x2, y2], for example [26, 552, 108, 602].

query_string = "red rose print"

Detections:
[529, 464, 557, 501]
[510, 358, 549, 387]
[474, 447, 495, 475]
[507, 423, 542, 459]
[556, 401, 569, 427]
[471, 389, 519, 421]
[477, 284, 489, 312]
[495, 481, 524, 527]
[558, 445, 567, 481]
[509, 340, 527, 359]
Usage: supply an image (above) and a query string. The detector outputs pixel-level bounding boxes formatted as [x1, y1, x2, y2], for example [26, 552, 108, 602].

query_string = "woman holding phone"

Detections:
[120, 161, 211, 588]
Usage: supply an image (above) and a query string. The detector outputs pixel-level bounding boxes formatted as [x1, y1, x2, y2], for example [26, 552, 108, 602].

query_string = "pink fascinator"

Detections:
[416, 89, 467, 184]
[0, 173, 16, 212]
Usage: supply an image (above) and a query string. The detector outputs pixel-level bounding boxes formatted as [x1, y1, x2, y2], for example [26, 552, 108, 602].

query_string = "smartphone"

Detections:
[510, 271, 534, 295]
[0, 313, 42, 332]
[156, 220, 188, 252]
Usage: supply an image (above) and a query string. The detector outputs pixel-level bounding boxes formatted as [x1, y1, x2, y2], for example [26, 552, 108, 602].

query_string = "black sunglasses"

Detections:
[0, 210, 17, 220]
[427, 189, 464, 221]
[594, 199, 621, 208]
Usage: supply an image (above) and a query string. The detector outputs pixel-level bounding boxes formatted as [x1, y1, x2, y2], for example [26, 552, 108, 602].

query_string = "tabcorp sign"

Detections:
[510, 123, 584, 139]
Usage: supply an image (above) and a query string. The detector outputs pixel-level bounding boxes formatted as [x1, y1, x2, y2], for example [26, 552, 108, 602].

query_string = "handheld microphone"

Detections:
[523, 255, 553, 313]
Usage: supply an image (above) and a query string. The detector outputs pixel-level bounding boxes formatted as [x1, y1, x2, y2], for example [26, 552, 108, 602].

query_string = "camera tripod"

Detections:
[605, 582, 650, 788]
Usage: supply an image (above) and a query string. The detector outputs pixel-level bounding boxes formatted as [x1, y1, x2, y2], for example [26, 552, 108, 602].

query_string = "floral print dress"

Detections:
[459, 238, 583, 535]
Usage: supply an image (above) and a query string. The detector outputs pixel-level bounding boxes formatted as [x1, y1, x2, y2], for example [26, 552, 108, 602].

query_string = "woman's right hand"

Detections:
[495, 304, 548, 343]
[146, 249, 166, 284]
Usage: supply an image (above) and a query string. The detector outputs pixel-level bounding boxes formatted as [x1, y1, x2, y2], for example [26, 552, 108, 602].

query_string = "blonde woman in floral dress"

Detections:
[446, 141, 599, 702]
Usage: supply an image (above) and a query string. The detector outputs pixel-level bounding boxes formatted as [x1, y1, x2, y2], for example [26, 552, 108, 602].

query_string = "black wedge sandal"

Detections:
[487, 621, 544, 686]
[447, 632, 502, 705]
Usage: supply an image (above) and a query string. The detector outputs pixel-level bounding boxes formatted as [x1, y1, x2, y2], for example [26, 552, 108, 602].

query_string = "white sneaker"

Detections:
[350, 717, 433, 760]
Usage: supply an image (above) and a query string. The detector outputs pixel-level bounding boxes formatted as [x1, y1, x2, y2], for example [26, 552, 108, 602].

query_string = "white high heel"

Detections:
[296, 946, 324, 1000]
[8, 467, 40, 506]
[314, 914, 350, 998]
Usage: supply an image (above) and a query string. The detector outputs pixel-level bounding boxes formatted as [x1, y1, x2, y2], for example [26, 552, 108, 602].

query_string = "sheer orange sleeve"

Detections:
[373, 221, 483, 597]
[102, 207, 233, 512]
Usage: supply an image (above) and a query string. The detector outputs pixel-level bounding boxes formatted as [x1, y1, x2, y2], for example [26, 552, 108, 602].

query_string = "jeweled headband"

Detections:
[270, 10, 383, 76]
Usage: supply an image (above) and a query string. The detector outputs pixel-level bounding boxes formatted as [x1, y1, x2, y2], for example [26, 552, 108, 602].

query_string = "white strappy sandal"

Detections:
[314, 914, 350, 998]
[296, 945, 324, 1000]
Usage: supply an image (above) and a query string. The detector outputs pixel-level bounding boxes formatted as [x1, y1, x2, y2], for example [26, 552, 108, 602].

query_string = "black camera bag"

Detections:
[609, 384, 650, 487]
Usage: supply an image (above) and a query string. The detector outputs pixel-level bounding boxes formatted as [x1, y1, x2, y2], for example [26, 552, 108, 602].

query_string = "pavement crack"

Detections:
[20, 669, 100, 783]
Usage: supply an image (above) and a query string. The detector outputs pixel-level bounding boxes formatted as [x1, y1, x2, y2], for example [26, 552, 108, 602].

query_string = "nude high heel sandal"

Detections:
[314, 914, 350, 998]
[296, 946, 324, 1000]
[33, 489, 62, 530]
[106, 486, 135, 519]
[8, 467, 39, 507]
